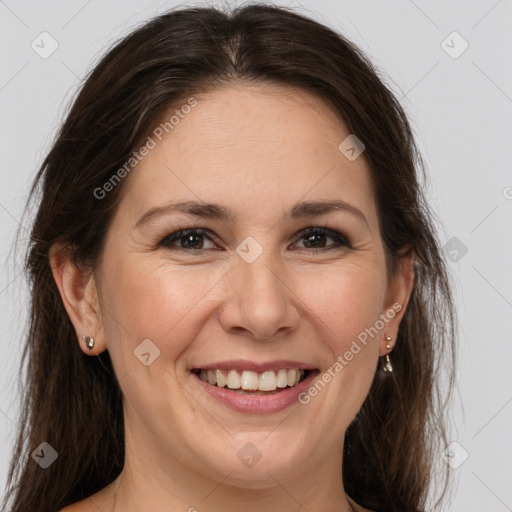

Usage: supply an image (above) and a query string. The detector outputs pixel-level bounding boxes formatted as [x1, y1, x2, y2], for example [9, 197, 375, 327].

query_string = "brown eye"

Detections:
[294, 227, 352, 252]
[159, 228, 216, 251]
[158, 226, 352, 253]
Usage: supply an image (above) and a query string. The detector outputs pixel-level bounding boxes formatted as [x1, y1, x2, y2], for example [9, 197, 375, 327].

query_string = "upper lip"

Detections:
[192, 359, 317, 372]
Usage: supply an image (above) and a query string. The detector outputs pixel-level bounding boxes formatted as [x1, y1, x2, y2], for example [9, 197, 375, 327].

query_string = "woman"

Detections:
[3, 3, 456, 511]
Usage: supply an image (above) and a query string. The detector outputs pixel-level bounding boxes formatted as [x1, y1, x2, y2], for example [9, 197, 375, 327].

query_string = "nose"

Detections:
[218, 250, 300, 341]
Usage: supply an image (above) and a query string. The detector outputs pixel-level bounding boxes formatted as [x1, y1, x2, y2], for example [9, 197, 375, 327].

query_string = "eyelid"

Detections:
[295, 226, 353, 250]
[158, 227, 216, 250]
[157, 225, 353, 251]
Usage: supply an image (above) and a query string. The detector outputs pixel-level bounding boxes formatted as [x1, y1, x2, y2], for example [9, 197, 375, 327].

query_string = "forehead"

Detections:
[116, 83, 377, 230]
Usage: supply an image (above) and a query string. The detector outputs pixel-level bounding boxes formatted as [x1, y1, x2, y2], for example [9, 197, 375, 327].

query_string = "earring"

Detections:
[381, 333, 393, 373]
[82, 335, 95, 350]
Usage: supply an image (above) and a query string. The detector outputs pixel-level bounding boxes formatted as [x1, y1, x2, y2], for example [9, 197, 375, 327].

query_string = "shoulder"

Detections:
[59, 505, 82, 512]
[58, 481, 117, 511]
[59, 477, 119, 511]
[59, 499, 94, 512]
[348, 496, 376, 512]
[60, 494, 375, 512]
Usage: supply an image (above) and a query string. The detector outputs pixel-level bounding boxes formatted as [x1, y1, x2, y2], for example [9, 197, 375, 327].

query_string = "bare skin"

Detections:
[52, 81, 414, 512]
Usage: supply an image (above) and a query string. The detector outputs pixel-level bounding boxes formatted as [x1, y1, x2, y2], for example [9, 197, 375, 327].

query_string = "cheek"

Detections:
[97, 256, 218, 425]
[298, 260, 387, 344]
[285, 262, 387, 438]
[101, 252, 386, 352]
[296, 260, 386, 409]
[99, 253, 226, 361]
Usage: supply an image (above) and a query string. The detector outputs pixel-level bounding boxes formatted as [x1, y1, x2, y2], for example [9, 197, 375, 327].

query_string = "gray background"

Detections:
[1, 0, 511, 510]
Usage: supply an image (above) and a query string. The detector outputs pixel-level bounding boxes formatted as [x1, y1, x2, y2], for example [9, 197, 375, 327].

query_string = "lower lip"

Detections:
[192, 371, 318, 414]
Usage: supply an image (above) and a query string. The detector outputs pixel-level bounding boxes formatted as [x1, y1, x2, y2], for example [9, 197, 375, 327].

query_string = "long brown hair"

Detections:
[3, 4, 457, 511]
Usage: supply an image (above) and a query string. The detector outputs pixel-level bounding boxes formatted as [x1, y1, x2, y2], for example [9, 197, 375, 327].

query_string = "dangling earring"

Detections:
[82, 335, 95, 350]
[381, 333, 393, 373]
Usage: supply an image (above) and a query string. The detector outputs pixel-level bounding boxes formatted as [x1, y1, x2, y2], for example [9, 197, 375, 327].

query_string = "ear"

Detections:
[379, 245, 415, 355]
[49, 242, 106, 355]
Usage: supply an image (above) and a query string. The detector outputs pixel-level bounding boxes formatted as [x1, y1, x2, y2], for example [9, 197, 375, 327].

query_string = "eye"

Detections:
[292, 227, 352, 252]
[157, 226, 352, 253]
[158, 228, 217, 251]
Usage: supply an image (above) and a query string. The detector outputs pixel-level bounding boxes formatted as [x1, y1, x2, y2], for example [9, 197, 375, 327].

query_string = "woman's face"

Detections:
[59, 83, 413, 495]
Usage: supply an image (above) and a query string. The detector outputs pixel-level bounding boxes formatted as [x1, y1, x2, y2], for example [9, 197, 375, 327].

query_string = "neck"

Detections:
[96, 426, 356, 512]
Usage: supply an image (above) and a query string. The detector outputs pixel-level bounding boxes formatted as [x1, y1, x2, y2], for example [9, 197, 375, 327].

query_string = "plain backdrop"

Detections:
[1, 1, 511, 510]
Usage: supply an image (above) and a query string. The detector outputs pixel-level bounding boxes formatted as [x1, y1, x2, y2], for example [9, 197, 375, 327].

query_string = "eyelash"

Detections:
[157, 226, 353, 254]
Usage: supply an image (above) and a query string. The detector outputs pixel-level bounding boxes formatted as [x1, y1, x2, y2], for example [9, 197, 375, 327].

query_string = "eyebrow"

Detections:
[134, 199, 369, 229]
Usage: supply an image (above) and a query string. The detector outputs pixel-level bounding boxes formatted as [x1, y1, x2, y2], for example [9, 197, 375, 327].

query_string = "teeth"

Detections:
[216, 369, 227, 388]
[276, 369, 288, 388]
[241, 370, 260, 390]
[197, 368, 306, 391]
[259, 371, 277, 391]
[227, 369, 241, 389]
[287, 369, 297, 387]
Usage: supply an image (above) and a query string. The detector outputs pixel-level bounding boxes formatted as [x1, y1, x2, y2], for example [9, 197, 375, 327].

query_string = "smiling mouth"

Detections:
[191, 368, 315, 395]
